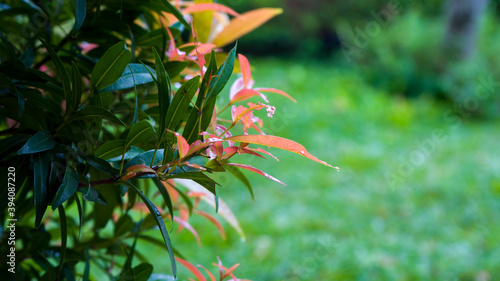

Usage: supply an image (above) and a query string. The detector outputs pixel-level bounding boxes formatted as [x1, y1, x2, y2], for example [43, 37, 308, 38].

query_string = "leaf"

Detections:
[224, 163, 285, 186]
[52, 165, 79, 210]
[254, 87, 296, 102]
[152, 48, 171, 142]
[133, 263, 154, 281]
[33, 152, 50, 227]
[182, 52, 217, 143]
[238, 54, 251, 87]
[165, 61, 188, 78]
[153, 177, 174, 223]
[74, 0, 87, 34]
[173, 132, 189, 159]
[159, 0, 191, 31]
[114, 214, 134, 237]
[123, 149, 164, 169]
[96, 139, 128, 160]
[0, 135, 30, 161]
[225, 135, 339, 169]
[17, 131, 55, 155]
[195, 210, 226, 239]
[224, 164, 253, 199]
[124, 182, 177, 277]
[83, 247, 90, 281]
[126, 120, 156, 148]
[167, 172, 217, 195]
[165, 76, 199, 130]
[70, 62, 83, 114]
[173, 216, 201, 246]
[205, 43, 237, 103]
[39, 39, 71, 107]
[57, 206, 68, 279]
[182, 3, 240, 17]
[175, 179, 244, 239]
[84, 155, 120, 175]
[212, 8, 283, 47]
[99, 63, 157, 92]
[90, 41, 132, 90]
[71, 106, 125, 126]
[175, 257, 207, 281]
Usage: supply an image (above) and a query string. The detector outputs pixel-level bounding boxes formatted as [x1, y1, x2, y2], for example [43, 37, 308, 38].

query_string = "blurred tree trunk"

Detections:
[445, 0, 488, 59]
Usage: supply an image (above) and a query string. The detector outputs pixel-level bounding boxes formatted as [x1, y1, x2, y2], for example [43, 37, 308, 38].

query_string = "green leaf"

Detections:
[124, 181, 177, 277]
[75, 194, 83, 241]
[152, 177, 174, 223]
[84, 155, 120, 175]
[167, 172, 217, 195]
[114, 214, 134, 237]
[90, 41, 132, 90]
[205, 43, 237, 103]
[152, 48, 171, 142]
[39, 39, 71, 107]
[57, 206, 68, 279]
[52, 165, 79, 210]
[165, 61, 188, 79]
[96, 139, 128, 160]
[99, 63, 157, 92]
[124, 149, 163, 169]
[70, 106, 125, 126]
[126, 120, 156, 148]
[225, 164, 254, 199]
[83, 247, 90, 281]
[133, 263, 153, 281]
[70, 62, 83, 114]
[74, 0, 87, 34]
[17, 131, 55, 155]
[0, 135, 30, 161]
[182, 52, 218, 144]
[33, 152, 50, 227]
[166, 76, 199, 130]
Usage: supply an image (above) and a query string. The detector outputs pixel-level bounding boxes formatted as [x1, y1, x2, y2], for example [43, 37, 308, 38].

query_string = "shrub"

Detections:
[0, 0, 337, 280]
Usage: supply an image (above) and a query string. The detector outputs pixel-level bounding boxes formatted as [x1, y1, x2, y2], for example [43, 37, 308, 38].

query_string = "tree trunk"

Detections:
[445, 0, 488, 60]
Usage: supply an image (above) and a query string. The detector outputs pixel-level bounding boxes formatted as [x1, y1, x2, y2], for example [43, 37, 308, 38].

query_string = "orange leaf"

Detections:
[183, 3, 240, 17]
[212, 8, 283, 47]
[195, 210, 226, 239]
[225, 135, 339, 170]
[126, 164, 156, 174]
[173, 216, 201, 247]
[254, 87, 297, 103]
[197, 265, 216, 281]
[224, 163, 285, 186]
[175, 257, 207, 281]
[238, 54, 251, 87]
[175, 133, 190, 159]
[230, 89, 262, 104]
[221, 263, 240, 280]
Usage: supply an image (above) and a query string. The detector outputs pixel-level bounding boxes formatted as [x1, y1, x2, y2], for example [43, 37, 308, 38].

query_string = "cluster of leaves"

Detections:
[0, 0, 337, 280]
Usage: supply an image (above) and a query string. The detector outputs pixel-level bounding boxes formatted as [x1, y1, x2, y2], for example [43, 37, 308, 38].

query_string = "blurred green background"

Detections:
[149, 0, 500, 280]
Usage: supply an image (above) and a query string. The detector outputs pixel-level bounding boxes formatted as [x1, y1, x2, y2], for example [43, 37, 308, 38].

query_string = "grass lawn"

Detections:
[144, 59, 500, 280]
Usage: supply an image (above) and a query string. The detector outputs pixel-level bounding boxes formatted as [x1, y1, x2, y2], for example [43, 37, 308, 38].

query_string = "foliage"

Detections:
[0, 0, 337, 280]
[175, 59, 500, 280]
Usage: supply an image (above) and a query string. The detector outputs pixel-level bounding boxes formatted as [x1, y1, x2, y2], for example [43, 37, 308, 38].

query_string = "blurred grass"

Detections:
[143, 59, 500, 280]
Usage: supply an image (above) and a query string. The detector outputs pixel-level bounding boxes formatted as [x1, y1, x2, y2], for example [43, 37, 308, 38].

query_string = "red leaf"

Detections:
[197, 265, 216, 281]
[173, 216, 202, 247]
[175, 132, 190, 159]
[238, 54, 251, 87]
[221, 263, 240, 280]
[230, 88, 266, 104]
[195, 210, 226, 239]
[224, 163, 285, 185]
[225, 135, 339, 170]
[254, 87, 296, 103]
[182, 3, 240, 17]
[175, 257, 207, 281]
